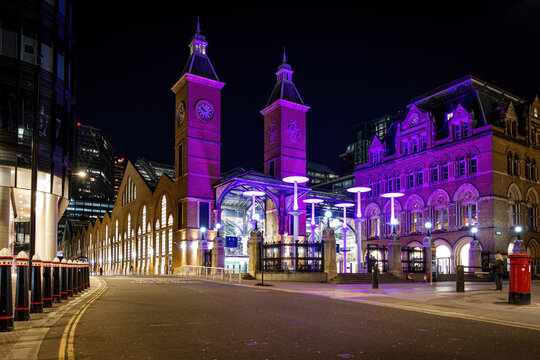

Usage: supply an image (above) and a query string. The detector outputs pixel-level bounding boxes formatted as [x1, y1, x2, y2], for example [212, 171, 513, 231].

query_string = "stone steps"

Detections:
[328, 273, 413, 284]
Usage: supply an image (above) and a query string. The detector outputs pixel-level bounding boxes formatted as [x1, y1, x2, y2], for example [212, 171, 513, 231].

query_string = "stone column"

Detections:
[387, 234, 404, 278]
[0, 186, 11, 250]
[36, 192, 47, 259]
[248, 230, 262, 278]
[322, 227, 337, 282]
[468, 238, 482, 274]
[198, 239, 208, 267]
[212, 236, 225, 269]
[44, 193, 58, 260]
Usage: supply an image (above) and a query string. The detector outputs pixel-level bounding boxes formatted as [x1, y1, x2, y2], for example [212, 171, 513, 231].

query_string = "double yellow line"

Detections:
[58, 282, 108, 360]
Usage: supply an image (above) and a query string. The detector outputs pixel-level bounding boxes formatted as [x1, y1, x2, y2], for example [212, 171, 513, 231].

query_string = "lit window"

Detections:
[534, 108, 538, 118]
[434, 208, 448, 230]
[446, 112, 454, 121]
[460, 203, 477, 227]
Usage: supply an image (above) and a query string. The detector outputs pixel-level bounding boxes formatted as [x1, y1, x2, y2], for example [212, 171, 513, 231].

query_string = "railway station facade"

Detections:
[67, 25, 540, 278]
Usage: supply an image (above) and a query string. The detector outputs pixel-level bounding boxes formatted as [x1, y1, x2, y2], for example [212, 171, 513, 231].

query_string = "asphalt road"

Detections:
[39, 276, 540, 360]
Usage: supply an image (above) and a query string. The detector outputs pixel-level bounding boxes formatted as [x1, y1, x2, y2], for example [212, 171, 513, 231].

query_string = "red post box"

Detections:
[508, 254, 533, 305]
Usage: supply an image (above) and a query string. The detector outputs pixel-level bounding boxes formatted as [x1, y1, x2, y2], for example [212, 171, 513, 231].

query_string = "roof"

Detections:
[181, 52, 219, 81]
[133, 158, 175, 191]
[266, 79, 304, 106]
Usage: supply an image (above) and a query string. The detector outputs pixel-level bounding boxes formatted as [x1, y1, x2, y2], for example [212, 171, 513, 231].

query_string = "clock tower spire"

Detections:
[171, 19, 225, 267]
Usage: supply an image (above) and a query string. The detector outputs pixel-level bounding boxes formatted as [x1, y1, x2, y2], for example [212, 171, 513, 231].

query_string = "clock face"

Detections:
[196, 100, 214, 121]
[177, 102, 185, 123]
[409, 113, 419, 125]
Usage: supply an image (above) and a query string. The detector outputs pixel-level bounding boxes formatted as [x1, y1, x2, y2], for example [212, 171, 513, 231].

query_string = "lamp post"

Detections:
[304, 198, 323, 270]
[242, 191, 265, 231]
[215, 223, 221, 238]
[424, 221, 435, 285]
[471, 226, 477, 241]
[347, 186, 371, 272]
[336, 203, 354, 273]
[282, 176, 309, 271]
[381, 192, 404, 234]
[324, 210, 332, 228]
[513, 225, 523, 254]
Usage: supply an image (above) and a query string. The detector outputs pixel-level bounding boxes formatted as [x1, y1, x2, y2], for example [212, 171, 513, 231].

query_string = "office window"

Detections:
[57, 52, 64, 80]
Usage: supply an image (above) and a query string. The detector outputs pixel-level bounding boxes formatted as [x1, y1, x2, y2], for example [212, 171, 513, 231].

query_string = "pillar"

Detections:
[468, 238, 482, 275]
[387, 233, 404, 278]
[322, 227, 337, 282]
[212, 236, 225, 269]
[248, 230, 262, 277]
[44, 193, 58, 261]
[0, 186, 10, 250]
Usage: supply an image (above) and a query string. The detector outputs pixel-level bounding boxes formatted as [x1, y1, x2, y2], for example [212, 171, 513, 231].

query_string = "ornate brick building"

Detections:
[355, 75, 540, 273]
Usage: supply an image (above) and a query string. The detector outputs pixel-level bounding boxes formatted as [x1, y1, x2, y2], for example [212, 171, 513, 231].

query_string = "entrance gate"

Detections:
[262, 240, 324, 272]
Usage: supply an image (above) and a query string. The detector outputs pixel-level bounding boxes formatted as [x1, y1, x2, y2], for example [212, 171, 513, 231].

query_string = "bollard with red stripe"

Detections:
[67, 260, 73, 297]
[42, 257, 52, 308]
[79, 261, 85, 292]
[52, 257, 61, 303]
[85, 261, 90, 289]
[30, 254, 43, 313]
[72, 260, 79, 296]
[60, 258, 68, 300]
[0, 248, 14, 332]
[14, 251, 30, 321]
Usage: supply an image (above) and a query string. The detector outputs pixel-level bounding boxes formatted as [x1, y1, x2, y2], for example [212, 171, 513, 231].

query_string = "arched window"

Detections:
[366, 206, 380, 239]
[513, 154, 520, 177]
[417, 168, 423, 186]
[408, 200, 423, 233]
[458, 189, 478, 227]
[457, 157, 466, 177]
[507, 152, 513, 174]
[525, 157, 532, 180]
[395, 173, 401, 191]
[442, 161, 449, 180]
[387, 176, 393, 192]
[470, 155, 478, 174]
[408, 170, 414, 188]
[432, 164, 438, 183]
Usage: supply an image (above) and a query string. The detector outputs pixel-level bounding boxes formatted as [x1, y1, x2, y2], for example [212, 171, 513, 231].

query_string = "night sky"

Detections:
[74, 1, 540, 174]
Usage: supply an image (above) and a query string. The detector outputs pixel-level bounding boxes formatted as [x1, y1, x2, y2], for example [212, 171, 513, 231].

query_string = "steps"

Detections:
[328, 272, 413, 284]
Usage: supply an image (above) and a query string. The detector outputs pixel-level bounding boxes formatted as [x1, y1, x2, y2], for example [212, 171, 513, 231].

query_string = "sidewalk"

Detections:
[227, 277, 540, 330]
[0, 277, 103, 359]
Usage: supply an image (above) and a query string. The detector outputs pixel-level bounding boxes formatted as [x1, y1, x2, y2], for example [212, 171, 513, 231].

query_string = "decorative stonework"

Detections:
[287, 119, 300, 142]
[267, 122, 278, 144]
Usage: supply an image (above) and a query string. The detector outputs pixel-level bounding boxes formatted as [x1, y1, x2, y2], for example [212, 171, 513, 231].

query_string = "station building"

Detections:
[67, 24, 540, 278]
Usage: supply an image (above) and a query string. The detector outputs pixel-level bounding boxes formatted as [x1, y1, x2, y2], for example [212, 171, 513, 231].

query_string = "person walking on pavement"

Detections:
[493, 251, 505, 291]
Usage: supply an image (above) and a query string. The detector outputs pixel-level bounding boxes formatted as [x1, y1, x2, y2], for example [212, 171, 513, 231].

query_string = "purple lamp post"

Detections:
[303, 198, 323, 268]
[283, 176, 309, 270]
[347, 186, 371, 273]
[336, 202, 354, 273]
[242, 190, 266, 230]
[381, 192, 404, 234]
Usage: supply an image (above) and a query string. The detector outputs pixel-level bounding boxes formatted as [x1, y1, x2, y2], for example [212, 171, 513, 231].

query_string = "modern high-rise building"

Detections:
[339, 114, 395, 175]
[0, 0, 76, 259]
[58, 123, 116, 243]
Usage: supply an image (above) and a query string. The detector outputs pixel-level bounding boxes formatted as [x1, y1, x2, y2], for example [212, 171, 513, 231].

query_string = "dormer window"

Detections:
[463, 122, 469, 137]
[454, 124, 461, 140]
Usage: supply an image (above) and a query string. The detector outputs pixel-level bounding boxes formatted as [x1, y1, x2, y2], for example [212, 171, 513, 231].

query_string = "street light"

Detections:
[381, 192, 404, 234]
[514, 225, 523, 254]
[336, 202, 354, 273]
[282, 176, 308, 272]
[324, 210, 332, 228]
[425, 221, 432, 236]
[471, 226, 478, 240]
[347, 186, 371, 272]
[200, 226, 206, 241]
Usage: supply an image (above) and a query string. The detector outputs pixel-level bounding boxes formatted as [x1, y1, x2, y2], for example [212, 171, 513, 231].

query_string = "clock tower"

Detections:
[171, 20, 225, 264]
[261, 50, 309, 238]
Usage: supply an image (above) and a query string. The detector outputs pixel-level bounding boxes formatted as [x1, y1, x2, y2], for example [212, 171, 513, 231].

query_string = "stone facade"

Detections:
[355, 76, 540, 273]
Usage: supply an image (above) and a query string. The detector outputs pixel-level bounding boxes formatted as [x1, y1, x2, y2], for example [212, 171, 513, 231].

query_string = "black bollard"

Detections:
[60, 259, 68, 300]
[42, 258, 52, 308]
[67, 260, 73, 297]
[30, 255, 43, 313]
[0, 249, 14, 332]
[86, 262, 90, 289]
[73, 261, 79, 296]
[14, 251, 30, 321]
[456, 265, 465, 292]
[52, 257, 61, 303]
[372, 266, 379, 289]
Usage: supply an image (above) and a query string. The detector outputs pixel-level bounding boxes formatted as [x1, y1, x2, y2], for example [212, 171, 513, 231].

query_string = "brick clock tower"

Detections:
[171, 21, 225, 265]
[261, 50, 309, 237]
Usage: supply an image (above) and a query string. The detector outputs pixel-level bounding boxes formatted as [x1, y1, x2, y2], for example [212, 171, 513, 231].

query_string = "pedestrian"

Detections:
[99, 266, 103, 276]
[492, 251, 504, 291]
[129, 264, 134, 275]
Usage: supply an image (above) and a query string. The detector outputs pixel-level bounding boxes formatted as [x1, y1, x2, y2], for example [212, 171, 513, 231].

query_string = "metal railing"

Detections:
[180, 265, 242, 284]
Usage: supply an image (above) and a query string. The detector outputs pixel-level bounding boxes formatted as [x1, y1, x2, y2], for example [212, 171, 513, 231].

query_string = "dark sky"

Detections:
[74, 1, 540, 174]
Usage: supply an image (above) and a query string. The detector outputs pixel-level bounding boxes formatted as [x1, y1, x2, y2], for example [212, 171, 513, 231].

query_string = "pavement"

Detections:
[195, 275, 540, 331]
[0, 275, 538, 359]
[0, 276, 104, 360]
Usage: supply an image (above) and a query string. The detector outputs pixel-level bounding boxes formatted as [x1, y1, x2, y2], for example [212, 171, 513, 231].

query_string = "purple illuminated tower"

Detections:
[171, 20, 225, 265]
[261, 49, 309, 237]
